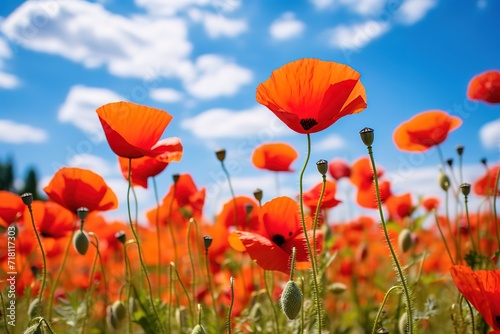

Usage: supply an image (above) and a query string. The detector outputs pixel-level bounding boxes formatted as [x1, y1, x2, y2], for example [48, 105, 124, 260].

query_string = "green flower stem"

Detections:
[168, 182, 178, 265]
[226, 277, 235, 334]
[312, 175, 327, 262]
[493, 169, 500, 251]
[264, 270, 280, 333]
[204, 248, 220, 331]
[367, 145, 413, 334]
[463, 296, 476, 334]
[89, 233, 108, 306]
[170, 262, 195, 327]
[289, 247, 297, 281]
[167, 265, 173, 334]
[299, 277, 305, 334]
[48, 221, 76, 319]
[124, 240, 134, 334]
[197, 304, 202, 325]
[126, 158, 164, 334]
[433, 209, 455, 265]
[220, 160, 238, 227]
[26, 202, 47, 317]
[187, 218, 197, 315]
[81, 237, 99, 334]
[463, 194, 477, 254]
[298, 134, 322, 333]
[444, 190, 460, 264]
[152, 177, 162, 299]
[371, 285, 401, 334]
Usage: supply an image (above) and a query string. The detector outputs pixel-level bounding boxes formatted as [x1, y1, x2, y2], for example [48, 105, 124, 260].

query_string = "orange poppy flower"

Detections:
[24, 201, 75, 238]
[350, 157, 383, 190]
[328, 158, 350, 180]
[450, 265, 500, 332]
[218, 196, 260, 232]
[251, 142, 298, 172]
[229, 196, 318, 274]
[96, 101, 182, 161]
[118, 155, 169, 188]
[302, 180, 341, 210]
[356, 181, 392, 209]
[44, 167, 118, 213]
[0, 190, 25, 227]
[422, 197, 440, 211]
[384, 193, 413, 220]
[393, 110, 462, 152]
[467, 70, 500, 104]
[170, 173, 206, 218]
[474, 165, 500, 196]
[256, 58, 367, 134]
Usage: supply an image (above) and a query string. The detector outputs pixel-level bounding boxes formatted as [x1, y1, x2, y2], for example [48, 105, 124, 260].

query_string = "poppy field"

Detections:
[1, 59, 500, 334]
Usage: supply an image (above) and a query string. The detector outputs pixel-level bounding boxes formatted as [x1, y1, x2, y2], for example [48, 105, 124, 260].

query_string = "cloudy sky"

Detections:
[0, 0, 499, 221]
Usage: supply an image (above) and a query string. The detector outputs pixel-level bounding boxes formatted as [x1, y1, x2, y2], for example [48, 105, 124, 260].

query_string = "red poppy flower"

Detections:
[450, 265, 500, 332]
[474, 165, 500, 196]
[384, 193, 413, 220]
[24, 201, 75, 238]
[217, 196, 260, 232]
[256, 58, 367, 134]
[251, 142, 298, 172]
[228, 196, 318, 274]
[356, 181, 392, 209]
[422, 197, 440, 211]
[350, 157, 384, 190]
[43, 167, 118, 213]
[0, 191, 25, 227]
[328, 158, 351, 180]
[96, 101, 182, 161]
[393, 110, 462, 152]
[302, 180, 341, 210]
[118, 155, 169, 189]
[467, 70, 500, 104]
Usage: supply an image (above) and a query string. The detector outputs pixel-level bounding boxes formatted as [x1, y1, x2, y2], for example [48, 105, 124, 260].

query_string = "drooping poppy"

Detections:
[0, 190, 25, 227]
[256, 58, 367, 134]
[96, 101, 183, 162]
[467, 70, 500, 104]
[450, 265, 500, 332]
[24, 201, 75, 239]
[393, 110, 462, 152]
[251, 142, 298, 172]
[44, 167, 118, 214]
[302, 180, 342, 211]
[118, 155, 169, 189]
[328, 158, 351, 180]
[473, 165, 500, 197]
[229, 196, 319, 274]
[384, 193, 414, 220]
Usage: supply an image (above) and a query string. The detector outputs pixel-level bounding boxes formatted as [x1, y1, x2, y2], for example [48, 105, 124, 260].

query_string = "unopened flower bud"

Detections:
[456, 145, 464, 156]
[446, 158, 453, 167]
[316, 159, 328, 176]
[21, 192, 33, 206]
[359, 127, 374, 147]
[172, 173, 180, 184]
[460, 183, 471, 197]
[215, 148, 226, 162]
[253, 188, 263, 202]
[111, 300, 126, 323]
[439, 172, 450, 191]
[398, 313, 408, 334]
[203, 235, 213, 250]
[280, 280, 302, 320]
[73, 230, 90, 255]
[191, 324, 207, 334]
[115, 231, 126, 244]
[398, 229, 414, 253]
[77, 207, 89, 221]
[28, 297, 41, 319]
[376, 328, 389, 334]
[328, 282, 347, 295]
[480, 158, 487, 167]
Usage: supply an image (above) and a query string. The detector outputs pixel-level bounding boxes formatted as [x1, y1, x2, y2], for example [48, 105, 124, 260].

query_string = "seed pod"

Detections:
[191, 324, 207, 334]
[398, 229, 413, 253]
[328, 282, 347, 295]
[111, 300, 126, 322]
[280, 280, 302, 320]
[73, 230, 89, 255]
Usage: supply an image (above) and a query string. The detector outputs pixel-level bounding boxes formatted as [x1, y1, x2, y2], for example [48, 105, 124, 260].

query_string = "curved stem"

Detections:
[371, 285, 401, 334]
[81, 239, 99, 334]
[124, 240, 135, 334]
[463, 296, 476, 334]
[89, 233, 108, 306]
[367, 145, 413, 334]
[171, 262, 195, 327]
[187, 218, 197, 316]
[298, 134, 322, 332]
[126, 158, 164, 333]
[26, 203, 47, 317]
[433, 209, 455, 265]
[312, 175, 327, 265]
[153, 177, 162, 299]
[226, 277, 235, 334]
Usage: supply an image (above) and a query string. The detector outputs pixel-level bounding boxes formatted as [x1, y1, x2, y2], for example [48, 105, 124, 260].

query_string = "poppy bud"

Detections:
[203, 235, 213, 250]
[73, 230, 90, 255]
[280, 280, 302, 320]
[376, 328, 389, 334]
[77, 207, 89, 221]
[398, 312, 408, 334]
[328, 282, 347, 295]
[191, 324, 207, 334]
[215, 148, 226, 162]
[456, 145, 464, 156]
[316, 159, 328, 176]
[20, 192, 33, 206]
[480, 158, 487, 167]
[446, 158, 453, 167]
[460, 183, 471, 196]
[253, 188, 263, 202]
[28, 298, 40, 319]
[172, 173, 180, 184]
[359, 127, 374, 147]
[398, 229, 413, 253]
[115, 231, 126, 244]
[439, 172, 450, 191]
[111, 300, 126, 323]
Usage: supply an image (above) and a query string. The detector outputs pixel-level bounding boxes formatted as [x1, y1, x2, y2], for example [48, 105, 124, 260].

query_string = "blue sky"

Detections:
[0, 0, 499, 221]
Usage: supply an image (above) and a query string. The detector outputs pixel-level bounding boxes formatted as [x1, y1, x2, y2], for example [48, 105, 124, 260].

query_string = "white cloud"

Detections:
[1, 1, 192, 79]
[314, 134, 346, 152]
[67, 153, 116, 177]
[0, 38, 12, 58]
[269, 12, 305, 41]
[180, 105, 291, 139]
[328, 20, 390, 50]
[479, 118, 500, 150]
[201, 13, 247, 38]
[58, 85, 123, 137]
[183, 54, 252, 99]
[396, 0, 437, 25]
[135, 0, 242, 16]
[477, 0, 487, 9]
[0, 72, 20, 89]
[149, 88, 183, 103]
[310, 0, 385, 15]
[309, 0, 334, 10]
[0, 119, 48, 143]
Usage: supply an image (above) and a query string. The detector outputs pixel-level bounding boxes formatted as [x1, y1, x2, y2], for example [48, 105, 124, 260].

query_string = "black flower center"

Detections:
[300, 118, 318, 131]
[272, 234, 285, 246]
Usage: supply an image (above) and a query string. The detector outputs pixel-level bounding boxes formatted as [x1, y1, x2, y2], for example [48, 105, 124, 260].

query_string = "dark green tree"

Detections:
[0, 156, 15, 191]
[20, 167, 44, 200]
